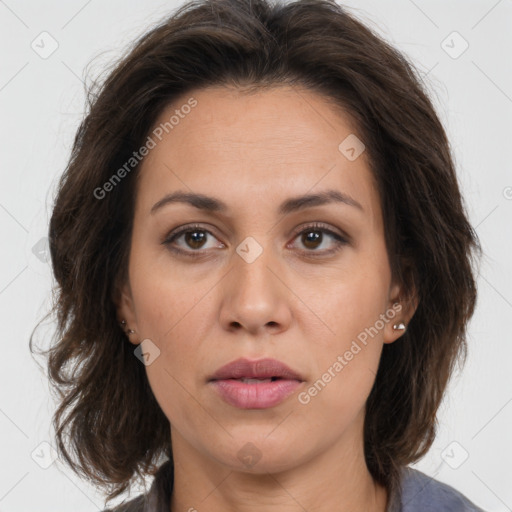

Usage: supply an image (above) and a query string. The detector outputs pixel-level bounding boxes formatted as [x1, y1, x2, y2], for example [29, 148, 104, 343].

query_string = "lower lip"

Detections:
[210, 379, 303, 409]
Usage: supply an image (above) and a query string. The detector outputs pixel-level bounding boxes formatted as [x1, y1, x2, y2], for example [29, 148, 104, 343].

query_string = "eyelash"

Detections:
[162, 222, 349, 259]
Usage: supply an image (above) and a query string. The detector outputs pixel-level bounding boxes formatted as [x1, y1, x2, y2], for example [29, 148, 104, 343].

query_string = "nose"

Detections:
[218, 242, 293, 336]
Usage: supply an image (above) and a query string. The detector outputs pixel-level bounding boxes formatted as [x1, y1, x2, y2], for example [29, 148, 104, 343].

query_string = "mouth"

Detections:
[208, 357, 304, 382]
[208, 358, 304, 409]
[233, 377, 281, 383]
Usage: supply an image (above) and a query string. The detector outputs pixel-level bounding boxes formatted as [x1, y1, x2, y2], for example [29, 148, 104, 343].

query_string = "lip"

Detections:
[208, 358, 304, 409]
[208, 357, 304, 381]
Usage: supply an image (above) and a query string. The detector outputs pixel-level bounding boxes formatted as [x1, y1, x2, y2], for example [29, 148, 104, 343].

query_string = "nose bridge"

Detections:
[233, 235, 279, 301]
[220, 235, 291, 333]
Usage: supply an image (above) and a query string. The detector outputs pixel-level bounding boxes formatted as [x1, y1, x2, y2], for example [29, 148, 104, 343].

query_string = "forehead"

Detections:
[136, 85, 379, 220]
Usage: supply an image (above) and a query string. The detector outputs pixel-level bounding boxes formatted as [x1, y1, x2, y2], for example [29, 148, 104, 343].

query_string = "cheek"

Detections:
[133, 284, 208, 428]
[298, 254, 390, 350]
[128, 250, 220, 417]
[128, 240, 207, 339]
[296, 278, 387, 424]
[294, 256, 390, 405]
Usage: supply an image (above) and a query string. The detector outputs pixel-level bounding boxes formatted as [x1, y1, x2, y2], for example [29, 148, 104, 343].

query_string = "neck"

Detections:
[169, 412, 388, 512]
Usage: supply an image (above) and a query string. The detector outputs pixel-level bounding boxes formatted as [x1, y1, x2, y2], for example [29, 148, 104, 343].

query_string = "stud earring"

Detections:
[119, 319, 136, 336]
[393, 322, 406, 331]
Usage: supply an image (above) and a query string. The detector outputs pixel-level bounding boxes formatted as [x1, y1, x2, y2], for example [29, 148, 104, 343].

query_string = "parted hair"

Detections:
[30, 0, 481, 505]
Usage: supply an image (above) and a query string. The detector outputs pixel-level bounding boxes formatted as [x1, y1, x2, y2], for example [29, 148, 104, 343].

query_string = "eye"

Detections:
[162, 224, 223, 257]
[288, 222, 349, 257]
[162, 222, 349, 258]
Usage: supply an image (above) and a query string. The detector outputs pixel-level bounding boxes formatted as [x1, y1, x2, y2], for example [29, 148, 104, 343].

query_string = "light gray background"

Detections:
[1, 0, 511, 510]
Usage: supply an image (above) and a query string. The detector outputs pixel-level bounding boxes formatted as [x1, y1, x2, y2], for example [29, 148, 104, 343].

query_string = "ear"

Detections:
[113, 280, 140, 346]
[383, 267, 419, 345]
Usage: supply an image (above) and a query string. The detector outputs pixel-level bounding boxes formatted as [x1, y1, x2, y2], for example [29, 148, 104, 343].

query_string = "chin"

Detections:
[210, 436, 307, 475]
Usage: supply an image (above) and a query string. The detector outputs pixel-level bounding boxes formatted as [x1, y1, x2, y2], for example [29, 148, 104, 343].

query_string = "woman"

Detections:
[36, 0, 484, 510]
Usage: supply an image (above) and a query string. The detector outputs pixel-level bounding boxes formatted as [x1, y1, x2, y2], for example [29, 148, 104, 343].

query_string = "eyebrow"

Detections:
[150, 189, 364, 216]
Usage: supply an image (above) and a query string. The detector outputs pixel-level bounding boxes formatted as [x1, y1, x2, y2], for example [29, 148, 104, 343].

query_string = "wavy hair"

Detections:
[30, 0, 481, 505]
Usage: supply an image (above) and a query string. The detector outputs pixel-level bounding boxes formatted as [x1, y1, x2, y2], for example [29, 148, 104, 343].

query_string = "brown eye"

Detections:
[162, 224, 224, 257]
[290, 222, 349, 257]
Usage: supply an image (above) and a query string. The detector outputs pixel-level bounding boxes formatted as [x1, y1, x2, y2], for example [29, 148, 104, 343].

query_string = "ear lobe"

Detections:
[384, 275, 419, 344]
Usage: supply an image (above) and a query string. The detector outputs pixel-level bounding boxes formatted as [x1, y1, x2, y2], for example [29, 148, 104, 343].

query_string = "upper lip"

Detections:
[209, 358, 304, 381]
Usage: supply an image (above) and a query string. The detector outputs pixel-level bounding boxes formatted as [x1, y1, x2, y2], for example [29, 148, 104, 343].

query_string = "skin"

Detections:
[116, 85, 417, 512]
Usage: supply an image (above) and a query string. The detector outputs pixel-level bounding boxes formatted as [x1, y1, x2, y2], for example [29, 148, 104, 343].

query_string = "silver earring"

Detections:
[119, 319, 135, 336]
[393, 322, 406, 331]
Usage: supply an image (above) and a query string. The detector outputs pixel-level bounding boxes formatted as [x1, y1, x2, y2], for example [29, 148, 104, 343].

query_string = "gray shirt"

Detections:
[103, 460, 486, 511]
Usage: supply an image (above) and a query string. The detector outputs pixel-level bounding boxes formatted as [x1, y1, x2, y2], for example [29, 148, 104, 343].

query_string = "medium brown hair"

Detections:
[30, 0, 481, 505]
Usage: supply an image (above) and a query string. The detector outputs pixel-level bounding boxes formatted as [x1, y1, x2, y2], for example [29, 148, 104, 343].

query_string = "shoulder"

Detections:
[397, 467, 487, 512]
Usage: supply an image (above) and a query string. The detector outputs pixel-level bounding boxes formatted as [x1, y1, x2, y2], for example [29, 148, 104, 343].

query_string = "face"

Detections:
[117, 85, 413, 475]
